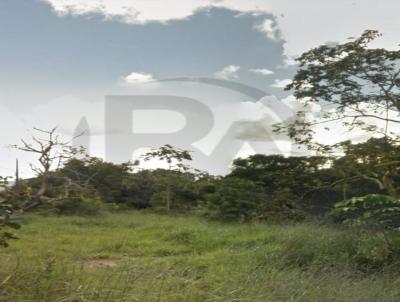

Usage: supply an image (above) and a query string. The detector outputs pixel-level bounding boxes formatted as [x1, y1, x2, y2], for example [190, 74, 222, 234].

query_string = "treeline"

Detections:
[10, 137, 398, 227]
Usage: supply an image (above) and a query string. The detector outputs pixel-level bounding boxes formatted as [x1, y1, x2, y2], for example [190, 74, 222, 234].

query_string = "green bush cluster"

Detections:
[331, 194, 400, 229]
[200, 177, 303, 222]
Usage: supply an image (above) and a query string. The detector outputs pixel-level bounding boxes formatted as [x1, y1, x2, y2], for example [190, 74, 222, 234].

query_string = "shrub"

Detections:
[201, 177, 302, 223]
[331, 194, 400, 229]
[0, 177, 25, 247]
[55, 188, 104, 216]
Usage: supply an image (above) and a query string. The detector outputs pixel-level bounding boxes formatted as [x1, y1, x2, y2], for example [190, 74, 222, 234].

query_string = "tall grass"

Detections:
[0, 212, 399, 301]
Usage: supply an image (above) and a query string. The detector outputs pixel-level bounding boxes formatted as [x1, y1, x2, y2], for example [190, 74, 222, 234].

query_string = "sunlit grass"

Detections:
[1, 211, 400, 301]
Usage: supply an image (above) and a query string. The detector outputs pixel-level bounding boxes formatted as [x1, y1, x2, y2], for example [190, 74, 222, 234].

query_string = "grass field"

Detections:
[1, 212, 400, 301]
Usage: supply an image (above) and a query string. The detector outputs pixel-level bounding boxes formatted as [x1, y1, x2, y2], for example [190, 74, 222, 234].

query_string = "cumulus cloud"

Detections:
[121, 72, 156, 84]
[254, 19, 279, 40]
[41, 0, 218, 24]
[249, 68, 274, 75]
[215, 65, 241, 79]
[41, 0, 400, 59]
[271, 79, 292, 88]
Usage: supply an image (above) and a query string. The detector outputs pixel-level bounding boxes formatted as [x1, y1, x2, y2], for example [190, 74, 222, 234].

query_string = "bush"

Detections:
[55, 188, 104, 216]
[0, 177, 24, 247]
[331, 194, 400, 229]
[201, 177, 302, 223]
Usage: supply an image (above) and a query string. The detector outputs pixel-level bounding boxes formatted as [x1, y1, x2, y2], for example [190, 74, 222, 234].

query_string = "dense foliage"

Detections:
[332, 194, 400, 229]
[10, 138, 397, 225]
[200, 177, 303, 222]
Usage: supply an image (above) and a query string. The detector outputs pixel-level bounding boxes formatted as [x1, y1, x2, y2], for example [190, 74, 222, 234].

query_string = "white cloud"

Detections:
[41, 0, 400, 59]
[254, 19, 278, 40]
[215, 65, 241, 79]
[121, 72, 155, 84]
[249, 68, 274, 75]
[41, 0, 215, 24]
[271, 79, 292, 88]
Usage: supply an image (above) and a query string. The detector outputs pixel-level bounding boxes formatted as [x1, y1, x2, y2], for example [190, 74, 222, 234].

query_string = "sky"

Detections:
[1, 0, 400, 176]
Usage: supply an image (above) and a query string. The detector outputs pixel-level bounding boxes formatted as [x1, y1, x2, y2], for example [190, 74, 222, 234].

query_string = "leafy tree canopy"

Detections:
[278, 30, 400, 149]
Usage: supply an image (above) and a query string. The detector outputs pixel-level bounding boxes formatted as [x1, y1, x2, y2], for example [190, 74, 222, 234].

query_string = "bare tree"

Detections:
[12, 127, 85, 209]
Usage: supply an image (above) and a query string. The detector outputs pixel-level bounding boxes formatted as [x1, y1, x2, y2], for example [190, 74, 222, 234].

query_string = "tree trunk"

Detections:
[166, 182, 171, 212]
[36, 173, 49, 203]
[382, 174, 399, 198]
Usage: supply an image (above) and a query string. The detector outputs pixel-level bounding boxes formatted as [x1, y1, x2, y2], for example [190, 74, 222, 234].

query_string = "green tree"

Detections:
[59, 157, 133, 203]
[332, 194, 400, 230]
[201, 177, 302, 223]
[141, 145, 193, 212]
[277, 30, 400, 147]
[201, 177, 267, 222]
[333, 138, 400, 198]
[230, 155, 330, 211]
[231, 155, 327, 195]
[277, 30, 400, 226]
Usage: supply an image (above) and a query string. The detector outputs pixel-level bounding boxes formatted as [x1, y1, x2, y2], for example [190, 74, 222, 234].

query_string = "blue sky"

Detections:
[1, 0, 399, 176]
[0, 0, 293, 112]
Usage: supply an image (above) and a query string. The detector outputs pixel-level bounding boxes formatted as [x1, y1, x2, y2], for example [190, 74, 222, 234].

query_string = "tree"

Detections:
[230, 154, 327, 194]
[277, 30, 400, 148]
[141, 145, 193, 211]
[332, 194, 400, 230]
[333, 138, 400, 197]
[230, 155, 329, 210]
[59, 157, 133, 204]
[12, 127, 85, 210]
[276, 30, 400, 194]
[201, 177, 302, 223]
[276, 30, 400, 227]
[120, 170, 159, 209]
